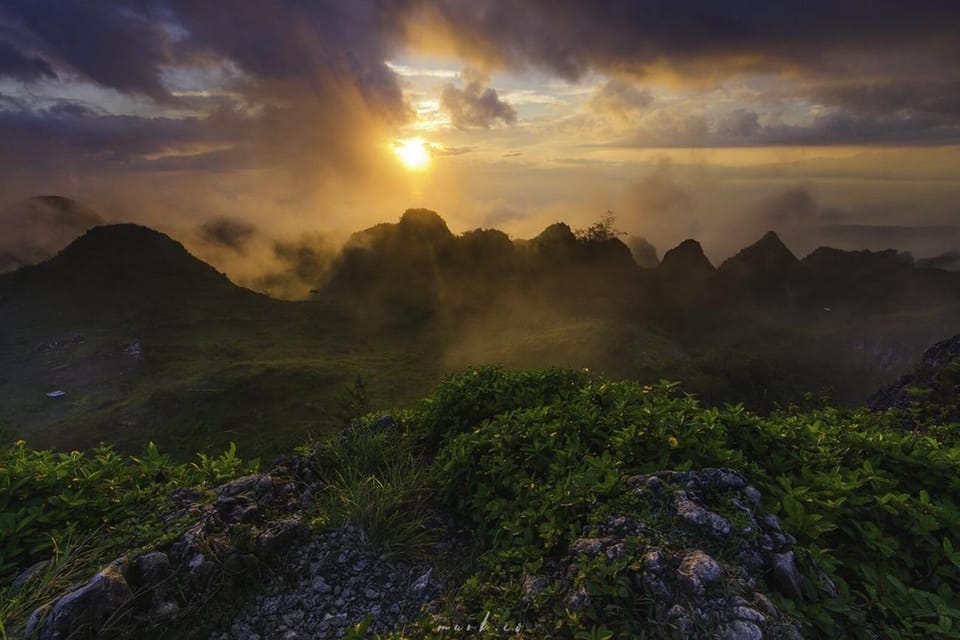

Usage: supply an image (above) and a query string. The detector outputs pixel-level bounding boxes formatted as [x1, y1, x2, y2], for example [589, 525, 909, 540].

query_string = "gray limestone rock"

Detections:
[35, 558, 132, 640]
[673, 491, 733, 537]
[678, 550, 722, 594]
[723, 620, 764, 640]
[771, 551, 805, 601]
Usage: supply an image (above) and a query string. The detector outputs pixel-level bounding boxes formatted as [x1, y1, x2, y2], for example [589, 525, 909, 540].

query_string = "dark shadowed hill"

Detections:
[0, 223, 443, 457]
[651, 239, 716, 314]
[21, 224, 236, 292]
[324, 210, 639, 321]
[657, 238, 715, 281]
[798, 246, 960, 313]
[917, 250, 960, 272]
[718, 231, 801, 301]
[3, 209, 960, 458]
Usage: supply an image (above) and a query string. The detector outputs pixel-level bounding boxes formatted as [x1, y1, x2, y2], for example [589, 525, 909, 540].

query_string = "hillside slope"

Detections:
[3, 212, 960, 458]
[3, 365, 958, 639]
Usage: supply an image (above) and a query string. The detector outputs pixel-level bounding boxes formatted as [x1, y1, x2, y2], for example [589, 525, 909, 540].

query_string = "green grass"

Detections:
[4, 228, 960, 466]
[3, 366, 960, 638]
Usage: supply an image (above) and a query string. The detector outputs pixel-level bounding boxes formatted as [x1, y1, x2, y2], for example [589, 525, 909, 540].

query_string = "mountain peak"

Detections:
[658, 239, 715, 279]
[36, 223, 230, 288]
[719, 230, 799, 279]
[398, 208, 453, 238]
[758, 229, 784, 245]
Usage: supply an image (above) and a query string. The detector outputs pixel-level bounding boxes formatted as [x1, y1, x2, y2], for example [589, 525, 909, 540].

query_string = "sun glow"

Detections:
[393, 137, 431, 171]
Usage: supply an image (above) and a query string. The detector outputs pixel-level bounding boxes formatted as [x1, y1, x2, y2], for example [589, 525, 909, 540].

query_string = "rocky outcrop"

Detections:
[869, 333, 960, 422]
[658, 239, 716, 282]
[515, 468, 814, 639]
[20, 457, 447, 640]
[718, 231, 802, 303]
[211, 525, 443, 640]
[27, 558, 132, 640]
[18, 462, 817, 640]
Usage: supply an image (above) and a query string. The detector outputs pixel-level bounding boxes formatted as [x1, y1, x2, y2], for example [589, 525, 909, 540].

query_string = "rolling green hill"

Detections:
[2, 210, 960, 460]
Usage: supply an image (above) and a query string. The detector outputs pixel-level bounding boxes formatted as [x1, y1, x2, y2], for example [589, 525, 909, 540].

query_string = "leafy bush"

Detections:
[5, 366, 960, 639]
[0, 440, 257, 589]
[415, 367, 960, 638]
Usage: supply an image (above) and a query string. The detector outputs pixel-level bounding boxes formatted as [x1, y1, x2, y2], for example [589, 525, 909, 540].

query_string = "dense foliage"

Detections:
[0, 440, 257, 633]
[396, 368, 960, 638]
[3, 366, 959, 639]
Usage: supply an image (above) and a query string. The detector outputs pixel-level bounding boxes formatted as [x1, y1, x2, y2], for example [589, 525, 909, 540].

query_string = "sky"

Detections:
[1, 0, 959, 283]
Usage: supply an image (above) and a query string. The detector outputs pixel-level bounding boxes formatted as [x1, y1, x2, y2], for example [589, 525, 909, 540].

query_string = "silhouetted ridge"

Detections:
[530, 222, 579, 260]
[397, 208, 454, 239]
[917, 251, 960, 272]
[720, 231, 797, 276]
[718, 232, 800, 301]
[658, 239, 714, 280]
[37, 224, 231, 288]
[802, 246, 913, 276]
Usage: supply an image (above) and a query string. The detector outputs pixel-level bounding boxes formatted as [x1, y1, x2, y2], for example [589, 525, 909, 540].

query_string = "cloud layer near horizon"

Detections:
[0, 1, 958, 286]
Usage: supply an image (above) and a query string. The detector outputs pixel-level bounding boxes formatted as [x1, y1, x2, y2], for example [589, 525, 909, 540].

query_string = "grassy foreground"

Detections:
[2, 367, 959, 638]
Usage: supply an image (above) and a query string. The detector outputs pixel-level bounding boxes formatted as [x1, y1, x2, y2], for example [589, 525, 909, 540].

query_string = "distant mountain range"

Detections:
[317, 207, 960, 320]
[2, 201, 959, 455]
[4, 202, 958, 331]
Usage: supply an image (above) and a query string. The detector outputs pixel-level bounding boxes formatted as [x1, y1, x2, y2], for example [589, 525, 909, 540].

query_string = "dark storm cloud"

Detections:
[0, 1, 175, 99]
[415, 1, 960, 80]
[415, 0, 960, 143]
[813, 80, 960, 119]
[613, 109, 960, 148]
[1, 0, 958, 163]
[759, 112, 960, 147]
[166, 0, 411, 119]
[0, 0, 417, 189]
[0, 103, 212, 170]
[0, 40, 54, 81]
[441, 70, 517, 129]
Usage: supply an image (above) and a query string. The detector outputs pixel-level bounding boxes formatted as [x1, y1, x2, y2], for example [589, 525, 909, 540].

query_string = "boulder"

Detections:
[33, 558, 132, 640]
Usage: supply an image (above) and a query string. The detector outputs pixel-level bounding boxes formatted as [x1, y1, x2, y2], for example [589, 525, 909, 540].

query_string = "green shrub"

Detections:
[418, 367, 960, 638]
[0, 440, 256, 590]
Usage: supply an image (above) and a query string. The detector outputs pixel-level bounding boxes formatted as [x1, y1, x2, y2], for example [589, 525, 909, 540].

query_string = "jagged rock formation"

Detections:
[657, 238, 715, 282]
[324, 210, 638, 319]
[869, 333, 960, 423]
[25, 558, 132, 640]
[719, 231, 801, 301]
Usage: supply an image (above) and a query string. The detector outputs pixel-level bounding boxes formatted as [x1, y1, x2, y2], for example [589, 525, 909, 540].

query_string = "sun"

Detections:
[393, 137, 431, 171]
